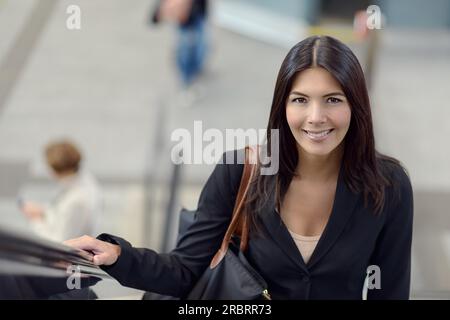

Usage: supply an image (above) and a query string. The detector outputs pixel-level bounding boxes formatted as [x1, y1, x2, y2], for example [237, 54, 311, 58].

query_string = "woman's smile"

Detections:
[302, 129, 334, 142]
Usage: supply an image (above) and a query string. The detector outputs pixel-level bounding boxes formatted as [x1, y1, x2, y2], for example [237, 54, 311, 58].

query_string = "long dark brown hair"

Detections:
[245, 35, 405, 234]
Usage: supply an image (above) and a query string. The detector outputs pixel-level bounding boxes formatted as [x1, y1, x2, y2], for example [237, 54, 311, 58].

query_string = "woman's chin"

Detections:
[298, 142, 338, 157]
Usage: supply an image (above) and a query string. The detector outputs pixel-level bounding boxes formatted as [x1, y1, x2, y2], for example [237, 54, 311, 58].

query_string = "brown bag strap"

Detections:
[210, 146, 258, 268]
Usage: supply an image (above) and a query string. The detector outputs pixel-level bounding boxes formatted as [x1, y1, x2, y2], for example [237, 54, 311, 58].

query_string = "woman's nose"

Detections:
[307, 102, 326, 124]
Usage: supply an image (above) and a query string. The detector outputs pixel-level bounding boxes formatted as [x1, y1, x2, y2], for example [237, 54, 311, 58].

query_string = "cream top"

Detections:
[30, 171, 103, 242]
[288, 229, 321, 264]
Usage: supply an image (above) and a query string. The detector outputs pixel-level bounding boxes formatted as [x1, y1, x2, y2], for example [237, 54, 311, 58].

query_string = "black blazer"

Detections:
[99, 149, 414, 300]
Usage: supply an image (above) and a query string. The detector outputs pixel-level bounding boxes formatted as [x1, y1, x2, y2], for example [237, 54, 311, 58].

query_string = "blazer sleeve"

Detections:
[367, 165, 414, 300]
[97, 150, 244, 297]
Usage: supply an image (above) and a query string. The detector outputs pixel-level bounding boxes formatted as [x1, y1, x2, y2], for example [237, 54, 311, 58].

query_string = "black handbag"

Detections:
[186, 146, 271, 300]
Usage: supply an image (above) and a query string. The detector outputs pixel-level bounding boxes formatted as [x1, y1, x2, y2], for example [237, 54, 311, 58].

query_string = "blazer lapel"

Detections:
[259, 178, 309, 274]
[259, 162, 360, 273]
[306, 163, 360, 269]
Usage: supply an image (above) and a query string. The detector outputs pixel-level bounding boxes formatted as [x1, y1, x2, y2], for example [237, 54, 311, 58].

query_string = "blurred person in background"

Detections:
[151, 0, 209, 107]
[20, 140, 102, 242]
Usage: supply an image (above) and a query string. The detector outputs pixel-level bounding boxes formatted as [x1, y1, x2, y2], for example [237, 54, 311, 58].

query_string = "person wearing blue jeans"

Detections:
[151, 0, 209, 106]
[177, 15, 207, 87]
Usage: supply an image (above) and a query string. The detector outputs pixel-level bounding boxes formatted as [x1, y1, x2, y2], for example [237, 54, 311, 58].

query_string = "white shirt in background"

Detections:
[30, 170, 102, 242]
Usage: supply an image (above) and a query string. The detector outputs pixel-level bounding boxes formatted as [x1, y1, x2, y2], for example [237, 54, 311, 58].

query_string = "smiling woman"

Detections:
[63, 35, 413, 300]
[286, 67, 351, 156]
[247, 35, 404, 224]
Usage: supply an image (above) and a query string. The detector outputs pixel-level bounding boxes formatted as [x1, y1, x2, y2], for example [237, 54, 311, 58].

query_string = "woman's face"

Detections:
[286, 67, 351, 158]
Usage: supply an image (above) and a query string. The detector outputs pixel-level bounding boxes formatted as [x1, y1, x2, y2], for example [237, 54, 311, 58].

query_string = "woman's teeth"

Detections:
[303, 129, 333, 141]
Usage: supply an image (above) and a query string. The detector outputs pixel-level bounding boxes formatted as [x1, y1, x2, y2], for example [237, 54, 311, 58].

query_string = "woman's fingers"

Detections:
[93, 252, 110, 266]
[76, 249, 95, 262]
[64, 235, 104, 262]
[63, 235, 98, 252]
[93, 242, 121, 266]
[63, 235, 120, 266]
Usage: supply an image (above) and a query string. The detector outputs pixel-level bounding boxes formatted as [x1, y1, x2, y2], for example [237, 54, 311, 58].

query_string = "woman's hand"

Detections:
[63, 235, 121, 266]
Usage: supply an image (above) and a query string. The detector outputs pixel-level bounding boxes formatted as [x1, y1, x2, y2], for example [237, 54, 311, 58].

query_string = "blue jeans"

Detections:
[176, 17, 207, 87]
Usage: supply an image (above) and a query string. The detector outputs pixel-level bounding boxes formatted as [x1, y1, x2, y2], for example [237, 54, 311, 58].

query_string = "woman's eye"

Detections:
[327, 97, 342, 104]
[292, 97, 307, 104]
